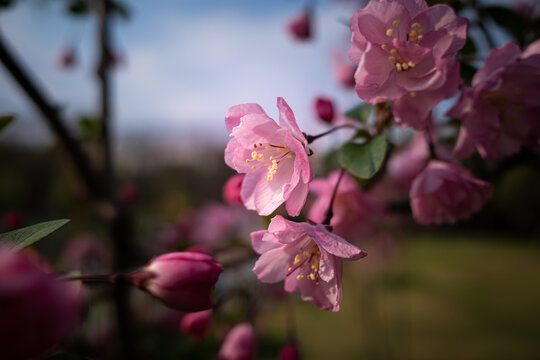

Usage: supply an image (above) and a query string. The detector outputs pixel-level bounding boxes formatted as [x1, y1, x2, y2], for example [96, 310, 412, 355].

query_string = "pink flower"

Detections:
[180, 309, 213, 341]
[333, 57, 356, 89]
[223, 174, 245, 205]
[410, 160, 492, 225]
[308, 171, 386, 241]
[218, 323, 257, 360]
[251, 215, 367, 311]
[348, 0, 467, 129]
[287, 11, 312, 41]
[0, 248, 86, 360]
[314, 97, 335, 124]
[279, 344, 301, 360]
[61, 234, 111, 273]
[448, 41, 540, 159]
[225, 98, 313, 216]
[131, 252, 222, 312]
[190, 203, 261, 250]
[387, 133, 430, 190]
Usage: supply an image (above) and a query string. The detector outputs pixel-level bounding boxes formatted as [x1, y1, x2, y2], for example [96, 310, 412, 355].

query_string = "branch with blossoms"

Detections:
[1, 0, 540, 359]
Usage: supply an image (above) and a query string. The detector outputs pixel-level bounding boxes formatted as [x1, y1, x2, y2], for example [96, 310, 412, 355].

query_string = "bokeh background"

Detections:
[1, 0, 540, 359]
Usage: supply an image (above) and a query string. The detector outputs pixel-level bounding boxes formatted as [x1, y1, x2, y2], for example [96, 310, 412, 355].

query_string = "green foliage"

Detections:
[0, 219, 70, 251]
[0, 114, 15, 134]
[78, 116, 101, 141]
[343, 103, 373, 124]
[338, 133, 388, 179]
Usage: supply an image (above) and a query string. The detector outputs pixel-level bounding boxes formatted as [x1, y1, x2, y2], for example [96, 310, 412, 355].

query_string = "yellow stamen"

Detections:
[410, 92, 417, 97]
[388, 56, 396, 62]
[412, 23, 420, 29]
[408, 61, 415, 68]
[381, 44, 387, 50]
[418, 35, 423, 40]
[396, 63, 402, 71]
[297, 275, 304, 280]
[392, 20, 400, 27]
[386, 29, 393, 37]
[252, 165, 257, 169]
[390, 49, 397, 56]
[267, 175, 273, 181]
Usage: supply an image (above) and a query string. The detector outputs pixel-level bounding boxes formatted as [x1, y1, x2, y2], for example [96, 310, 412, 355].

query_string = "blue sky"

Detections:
[0, 0, 362, 147]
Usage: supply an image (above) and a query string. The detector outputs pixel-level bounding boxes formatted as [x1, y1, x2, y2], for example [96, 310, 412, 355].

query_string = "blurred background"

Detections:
[1, 0, 540, 359]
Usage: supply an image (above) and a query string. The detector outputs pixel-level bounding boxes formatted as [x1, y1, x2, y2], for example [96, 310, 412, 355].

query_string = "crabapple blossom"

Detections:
[448, 41, 540, 159]
[348, 0, 467, 129]
[218, 323, 257, 360]
[180, 309, 213, 341]
[410, 160, 492, 225]
[287, 11, 311, 41]
[279, 344, 301, 360]
[308, 171, 386, 241]
[0, 247, 86, 360]
[251, 215, 367, 311]
[225, 98, 313, 216]
[223, 174, 245, 205]
[130, 251, 222, 312]
[387, 133, 430, 191]
[314, 97, 335, 124]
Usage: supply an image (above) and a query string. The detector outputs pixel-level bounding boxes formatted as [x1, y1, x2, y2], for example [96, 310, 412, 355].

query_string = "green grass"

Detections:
[260, 234, 540, 360]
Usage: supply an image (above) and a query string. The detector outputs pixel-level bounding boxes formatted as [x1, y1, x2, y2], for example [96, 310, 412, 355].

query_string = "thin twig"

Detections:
[322, 168, 346, 225]
[304, 125, 358, 144]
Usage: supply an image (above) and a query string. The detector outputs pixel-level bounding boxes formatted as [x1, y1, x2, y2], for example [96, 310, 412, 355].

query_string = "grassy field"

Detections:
[260, 234, 540, 360]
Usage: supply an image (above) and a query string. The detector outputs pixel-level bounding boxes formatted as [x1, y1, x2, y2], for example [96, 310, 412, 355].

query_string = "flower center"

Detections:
[381, 21, 424, 72]
[245, 142, 293, 181]
[286, 243, 321, 285]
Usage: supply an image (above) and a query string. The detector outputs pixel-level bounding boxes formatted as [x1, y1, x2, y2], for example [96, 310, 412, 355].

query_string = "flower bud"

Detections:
[222, 174, 244, 205]
[314, 97, 335, 124]
[218, 323, 256, 360]
[180, 309, 213, 340]
[131, 252, 222, 312]
[287, 11, 311, 41]
[57, 48, 76, 69]
[279, 344, 301, 360]
[334, 61, 356, 89]
[0, 247, 86, 360]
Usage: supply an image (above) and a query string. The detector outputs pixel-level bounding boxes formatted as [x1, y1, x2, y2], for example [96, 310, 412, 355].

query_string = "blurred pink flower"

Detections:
[448, 41, 540, 159]
[118, 182, 139, 205]
[1, 210, 24, 231]
[410, 160, 492, 225]
[251, 215, 366, 311]
[131, 252, 222, 312]
[225, 98, 313, 216]
[57, 48, 76, 69]
[180, 309, 213, 341]
[308, 171, 386, 241]
[387, 133, 430, 190]
[287, 11, 312, 41]
[348, 0, 467, 129]
[190, 203, 261, 250]
[314, 97, 335, 124]
[218, 323, 257, 360]
[223, 174, 245, 205]
[61, 234, 111, 273]
[279, 344, 301, 360]
[333, 57, 356, 89]
[0, 248, 86, 360]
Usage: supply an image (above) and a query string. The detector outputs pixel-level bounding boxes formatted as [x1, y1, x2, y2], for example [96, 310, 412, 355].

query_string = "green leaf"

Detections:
[0, 114, 15, 133]
[344, 103, 373, 124]
[338, 133, 388, 179]
[0, 219, 70, 251]
[78, 116, 100, 141]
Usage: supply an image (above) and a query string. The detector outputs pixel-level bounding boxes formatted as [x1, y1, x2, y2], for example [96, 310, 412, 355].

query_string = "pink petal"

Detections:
[225, 103, 267, 132]
[277, 97, 307, 144]
[311, 226, 366, 260]
[252, 246, 295, 283]
[285, 181, 309, 217]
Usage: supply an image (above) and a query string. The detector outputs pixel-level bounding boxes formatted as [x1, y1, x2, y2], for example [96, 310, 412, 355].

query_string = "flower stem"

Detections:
[63, 273, 121, 284]
[304, 125, 358, 144]
[322, 168, 346, 226]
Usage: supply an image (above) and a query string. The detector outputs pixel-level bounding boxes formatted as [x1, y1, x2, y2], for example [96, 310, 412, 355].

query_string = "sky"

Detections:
[0, 0, 363, 149]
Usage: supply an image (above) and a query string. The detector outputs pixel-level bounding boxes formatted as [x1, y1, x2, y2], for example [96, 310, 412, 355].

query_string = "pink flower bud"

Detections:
[0, 248, 86, 360]
[314, 97, 335, 124]
[57, 48, 76, 69]
[1, 210, 24, 231]
[132, 252, 222, 312]
[223, 174, 244, 205]
[279, 344, 301, 360]
[218, 323, 256, 360]
[118, 183, 139, 205]
[333, 61, 356, 89]
[287, 11, 311, 41]
[179, 309, 213, 340]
